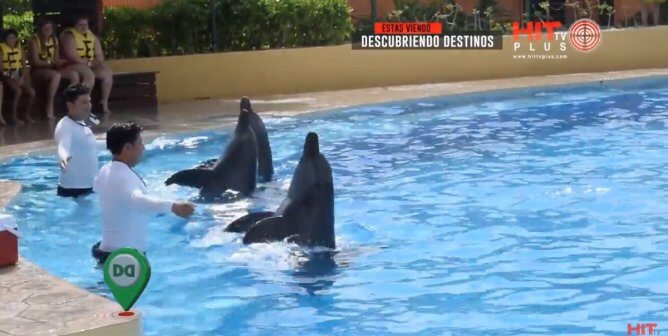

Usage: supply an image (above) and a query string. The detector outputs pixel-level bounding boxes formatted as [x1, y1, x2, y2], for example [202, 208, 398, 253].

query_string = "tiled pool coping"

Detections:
[0, 260, 141, 336]
[1, 68, 667, 335]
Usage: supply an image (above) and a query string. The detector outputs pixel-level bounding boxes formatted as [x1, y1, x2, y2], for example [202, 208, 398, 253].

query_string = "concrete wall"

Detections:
[107, 26, 668, 104]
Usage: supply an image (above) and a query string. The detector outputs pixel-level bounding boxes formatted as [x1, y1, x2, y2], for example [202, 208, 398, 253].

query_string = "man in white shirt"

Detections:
[53, 84, 102, 198]
[92, 122, 195, 264]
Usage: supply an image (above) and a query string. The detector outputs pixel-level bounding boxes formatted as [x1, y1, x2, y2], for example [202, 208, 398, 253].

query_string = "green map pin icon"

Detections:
[103, 248, 151, 311]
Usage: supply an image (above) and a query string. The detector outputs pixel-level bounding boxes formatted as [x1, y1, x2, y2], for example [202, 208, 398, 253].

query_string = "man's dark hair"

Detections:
[106, 122, 143, 155]
[63, 84, 91, 104]
[36, 16, 53, 30]
[71, 12, 90, 26]
[3, 29, 18, 41]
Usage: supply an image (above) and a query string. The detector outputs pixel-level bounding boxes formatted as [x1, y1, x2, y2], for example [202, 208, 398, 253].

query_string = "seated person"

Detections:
[28, 18, 79, 120]
[1, 29, 36, 124]
[59, 13, 113, 114]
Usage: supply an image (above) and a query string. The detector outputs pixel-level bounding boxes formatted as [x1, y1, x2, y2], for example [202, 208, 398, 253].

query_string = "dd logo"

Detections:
[107, 254, 141, 287]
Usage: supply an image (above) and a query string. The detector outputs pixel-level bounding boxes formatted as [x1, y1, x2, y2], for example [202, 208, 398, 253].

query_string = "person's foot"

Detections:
[0, 118, 6, 126]
[25, 116, 35, 124]
[102, 104, 112, 114]
[12, 117, 24, 125]
[46, 109, 56, 120]
[100, 113, 111, 124]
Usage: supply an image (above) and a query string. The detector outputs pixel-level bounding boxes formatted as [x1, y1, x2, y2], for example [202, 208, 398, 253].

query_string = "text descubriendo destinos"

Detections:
[359, 34, 499, 49]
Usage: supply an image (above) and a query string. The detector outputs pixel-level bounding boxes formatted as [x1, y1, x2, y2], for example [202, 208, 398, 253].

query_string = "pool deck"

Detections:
[0, 67, 667, 335]
[0, 261, 141, 336]
[2, 67, 668, 159]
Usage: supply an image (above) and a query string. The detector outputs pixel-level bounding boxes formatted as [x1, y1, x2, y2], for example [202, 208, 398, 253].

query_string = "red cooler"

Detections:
[0, 214, 19, 267]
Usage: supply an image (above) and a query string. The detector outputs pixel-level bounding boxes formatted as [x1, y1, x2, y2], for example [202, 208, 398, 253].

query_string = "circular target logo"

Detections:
[568, 19, 601, 53]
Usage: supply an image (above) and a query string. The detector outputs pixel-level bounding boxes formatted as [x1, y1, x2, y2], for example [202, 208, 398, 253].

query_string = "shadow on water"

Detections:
[290, 250, 341, 296]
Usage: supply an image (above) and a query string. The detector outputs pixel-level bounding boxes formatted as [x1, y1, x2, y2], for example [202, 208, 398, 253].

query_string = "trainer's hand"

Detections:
[172, 202, 196, 218]
[60, 157, 71, 170]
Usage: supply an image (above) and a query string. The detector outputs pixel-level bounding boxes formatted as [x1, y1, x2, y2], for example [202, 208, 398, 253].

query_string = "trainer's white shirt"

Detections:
[94, 161, 174, 252]
[54, 116, 102, 189]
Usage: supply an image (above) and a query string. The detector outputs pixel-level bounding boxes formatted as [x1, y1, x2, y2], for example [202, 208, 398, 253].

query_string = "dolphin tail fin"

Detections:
[242, 216, 293, 245]
[165, 169, 213, 188]
[225, 211, 275, 233]
[258, 164, 274, 183]
[257, 144, 274, 182]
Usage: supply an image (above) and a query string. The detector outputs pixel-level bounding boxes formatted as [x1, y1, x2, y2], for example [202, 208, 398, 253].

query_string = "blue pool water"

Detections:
[2, 77, 668, 335]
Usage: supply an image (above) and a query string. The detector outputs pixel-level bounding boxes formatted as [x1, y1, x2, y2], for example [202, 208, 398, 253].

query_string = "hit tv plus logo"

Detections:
[512, 19, 601, 53]
[512, 21, 567, 53]
[628, 323, 661, 335]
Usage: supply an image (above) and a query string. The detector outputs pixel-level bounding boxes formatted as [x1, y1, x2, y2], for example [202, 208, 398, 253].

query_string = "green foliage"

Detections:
[151, 0, 212, 55]
[217, 0, 352, 50]
[2, 12, 34, 45]
[2, 0, 32, 15]
[100, 0, 352, 58]
[388, 0, 442, 22]
[101, 7, 154, 59]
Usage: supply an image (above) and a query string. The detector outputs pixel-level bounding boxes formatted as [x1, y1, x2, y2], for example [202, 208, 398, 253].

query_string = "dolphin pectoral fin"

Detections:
[165, 169, 213, 188]
[242, 217, 293, 245]
[196, 158, 218, 169]
[225, 211, 275, 233]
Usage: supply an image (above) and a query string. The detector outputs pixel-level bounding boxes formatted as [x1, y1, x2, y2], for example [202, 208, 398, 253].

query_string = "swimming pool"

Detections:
[2, 77, 668, 335]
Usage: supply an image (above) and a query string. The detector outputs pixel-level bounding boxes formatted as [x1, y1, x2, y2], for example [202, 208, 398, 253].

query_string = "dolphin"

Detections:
[199, 97, 274, 182]
[165, 110, 258, 201]
[225, 132, 335, 249]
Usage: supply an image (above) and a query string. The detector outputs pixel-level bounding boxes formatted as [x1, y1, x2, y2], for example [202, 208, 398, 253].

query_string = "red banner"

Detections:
[374, 22, 443, 35]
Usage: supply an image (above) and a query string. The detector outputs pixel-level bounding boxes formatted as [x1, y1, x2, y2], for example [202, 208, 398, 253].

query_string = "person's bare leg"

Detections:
[7, 79, 24, 125]
[23, 85, 36, 123]
[60, 67, 80, 87]
[45, 70, 61, 120]
[652, 3, 660, 25]
[93, 64, 113, 114]
[66, 64, 94, 88]
[81, 66, 95, 89]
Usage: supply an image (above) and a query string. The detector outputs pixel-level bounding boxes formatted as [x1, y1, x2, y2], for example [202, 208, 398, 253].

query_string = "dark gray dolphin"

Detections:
[225, 132, 335, 249]
[199, 97, 274, 182]
[165, 110, 258, 201]
[241, 97, 274, 182]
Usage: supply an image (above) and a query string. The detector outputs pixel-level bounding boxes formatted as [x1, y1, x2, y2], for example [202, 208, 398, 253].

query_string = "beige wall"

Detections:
[107, 26, 668, 104]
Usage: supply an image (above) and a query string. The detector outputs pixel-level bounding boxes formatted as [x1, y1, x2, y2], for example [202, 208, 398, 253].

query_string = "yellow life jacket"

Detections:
[0, 42, 23, 72]
[61, 27, 96, 61]
[33, 34, 57, 63]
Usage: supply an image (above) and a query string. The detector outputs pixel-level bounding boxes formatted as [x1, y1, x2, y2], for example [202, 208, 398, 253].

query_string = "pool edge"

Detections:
[0, 259, 142, 336]
[2, 68, 668, 163]
[1, 67, 668, 335]
[1, 183, 141, 336]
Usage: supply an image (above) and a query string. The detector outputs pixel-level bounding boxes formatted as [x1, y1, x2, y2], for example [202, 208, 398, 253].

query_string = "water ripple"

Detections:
[2, 80, 668, 335]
